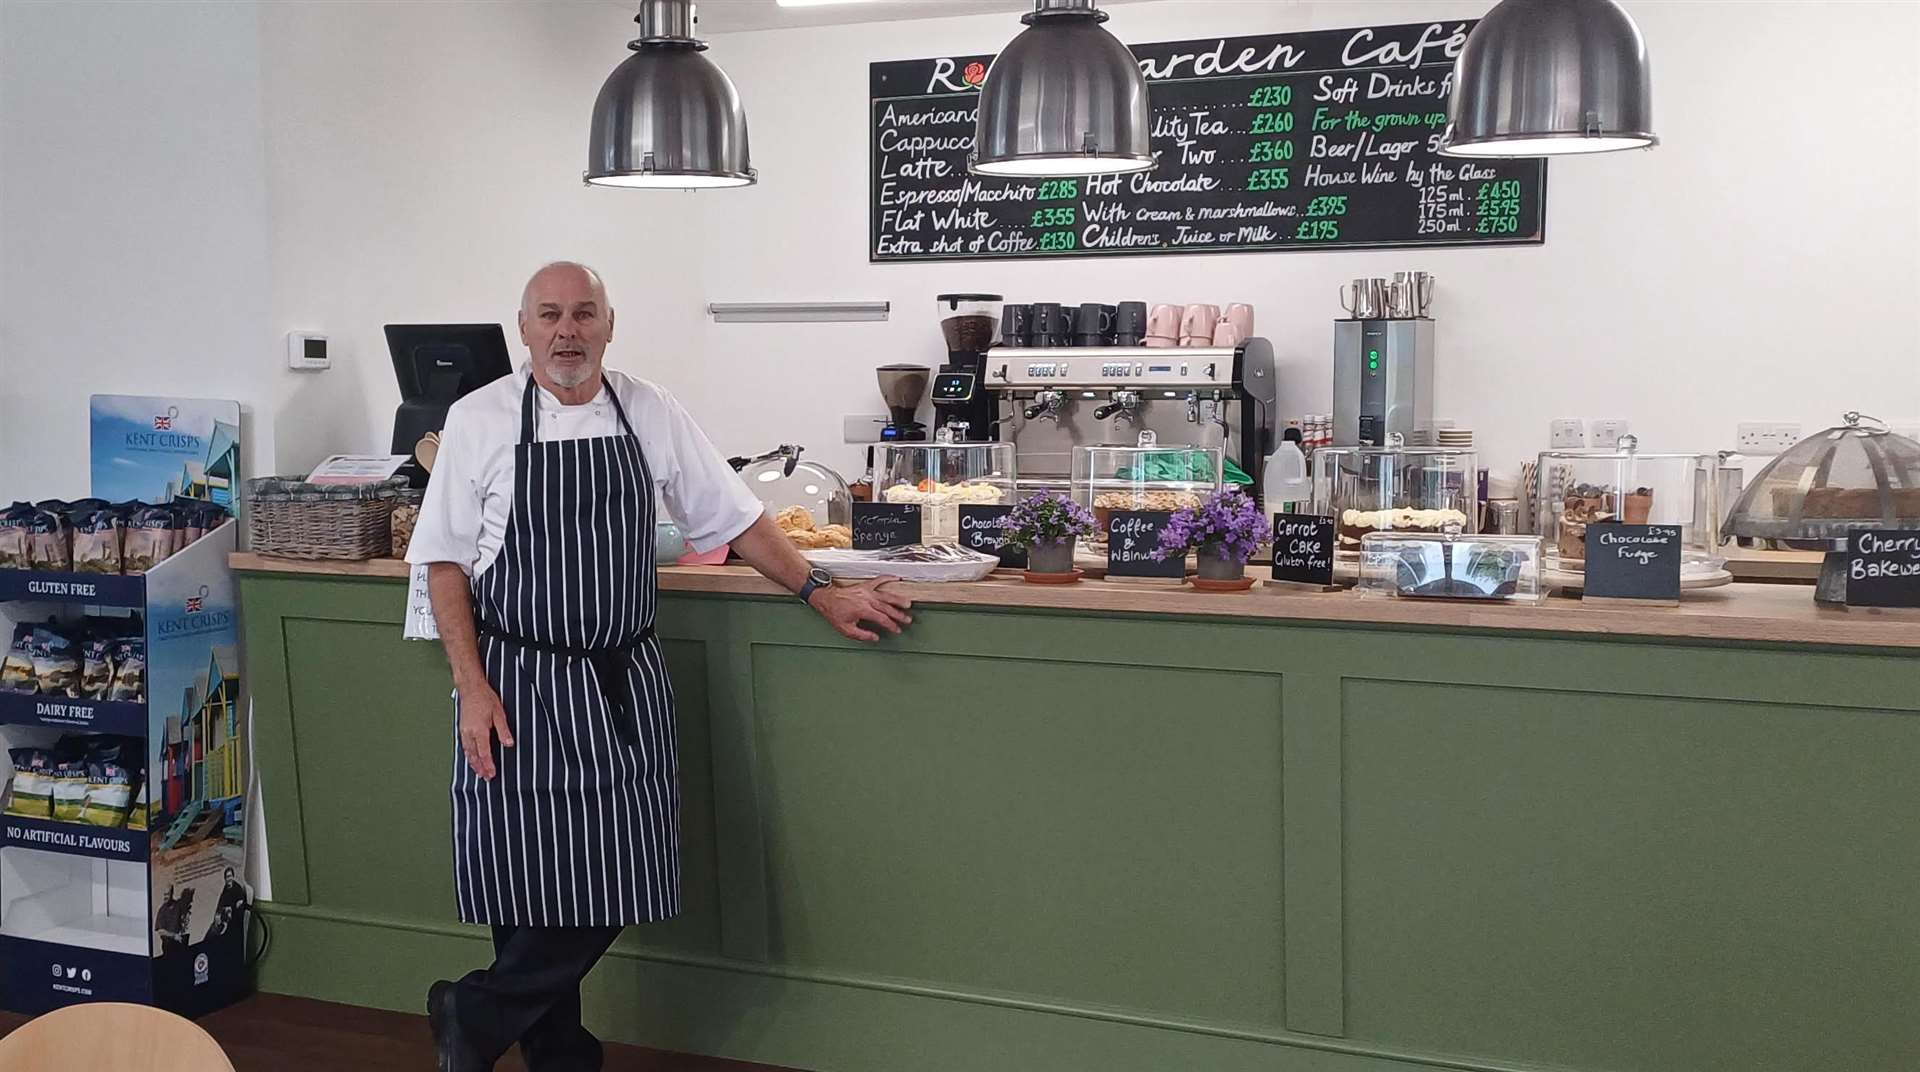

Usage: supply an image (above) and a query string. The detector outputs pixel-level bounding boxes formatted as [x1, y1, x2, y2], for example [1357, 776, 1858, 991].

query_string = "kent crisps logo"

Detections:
[126, 406, 201, 450]
[159, 589, 232, 638]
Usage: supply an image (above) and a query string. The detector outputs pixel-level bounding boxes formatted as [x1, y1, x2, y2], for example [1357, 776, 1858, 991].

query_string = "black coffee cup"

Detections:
[1074, 303, 1115, 346]
[999, 304, 1031, 348]
[1113, 301, 1147, 346]
[1030, 302, 1068, 348]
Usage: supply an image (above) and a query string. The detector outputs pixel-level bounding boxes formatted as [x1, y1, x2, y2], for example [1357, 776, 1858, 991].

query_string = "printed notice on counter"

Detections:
[1270, 514, 1335, 586]
[853, 502, 922, 550]
[958, 505, 1026, 569]
[1107, 511, 1183, 578]
[1844, 530, 1920, 607]
[1582, 524, 1681, 604]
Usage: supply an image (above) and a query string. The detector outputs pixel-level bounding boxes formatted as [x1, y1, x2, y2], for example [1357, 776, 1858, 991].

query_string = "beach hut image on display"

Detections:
[157, 648, 244, 850]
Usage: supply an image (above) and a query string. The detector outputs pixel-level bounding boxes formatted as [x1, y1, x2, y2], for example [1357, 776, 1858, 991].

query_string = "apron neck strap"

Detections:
[520, 372, 639, 443]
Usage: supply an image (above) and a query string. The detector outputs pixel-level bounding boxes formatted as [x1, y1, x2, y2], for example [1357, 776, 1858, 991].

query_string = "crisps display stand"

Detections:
[0, 519, 249, 1016]
[0, 393, 249, 1014]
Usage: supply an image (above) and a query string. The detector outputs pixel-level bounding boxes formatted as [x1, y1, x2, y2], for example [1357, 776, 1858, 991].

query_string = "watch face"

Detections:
[809, 567, 833, 586]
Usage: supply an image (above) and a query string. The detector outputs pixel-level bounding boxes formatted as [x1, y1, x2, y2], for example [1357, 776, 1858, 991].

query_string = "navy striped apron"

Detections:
[451, 374, 679, 927]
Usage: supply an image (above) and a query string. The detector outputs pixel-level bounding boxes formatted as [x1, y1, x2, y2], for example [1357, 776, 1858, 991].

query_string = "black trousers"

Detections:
[451, 924, 624, 1070]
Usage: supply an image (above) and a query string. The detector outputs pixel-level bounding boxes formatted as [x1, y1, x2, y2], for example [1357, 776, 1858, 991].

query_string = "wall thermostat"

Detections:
[287, 332, 330, 371]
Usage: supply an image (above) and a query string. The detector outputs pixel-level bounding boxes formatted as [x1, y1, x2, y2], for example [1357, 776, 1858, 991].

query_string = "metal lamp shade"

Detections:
[587, 44, 754, 188]
[970, 5, 1154, 177]
[1441, 0, 1656, 158]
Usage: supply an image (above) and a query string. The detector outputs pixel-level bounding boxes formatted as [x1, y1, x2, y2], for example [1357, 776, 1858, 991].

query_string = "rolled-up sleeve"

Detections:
[405, 409, 483, 574]
[657, 393, 764, 554]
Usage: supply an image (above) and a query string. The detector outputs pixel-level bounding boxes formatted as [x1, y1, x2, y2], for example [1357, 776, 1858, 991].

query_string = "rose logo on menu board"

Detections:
[963, 61, 986, 86]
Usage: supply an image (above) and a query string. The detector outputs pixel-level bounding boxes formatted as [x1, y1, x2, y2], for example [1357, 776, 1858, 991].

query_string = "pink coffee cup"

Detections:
[1211, 319, 1242, 347]
[1180, 304, 1221, 344]
[1224, 303, 1254, 340]
[1145, 303, 1181, 346]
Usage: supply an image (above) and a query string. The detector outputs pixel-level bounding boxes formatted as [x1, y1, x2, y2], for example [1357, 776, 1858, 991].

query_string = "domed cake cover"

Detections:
[1725, 413, 1920, 542]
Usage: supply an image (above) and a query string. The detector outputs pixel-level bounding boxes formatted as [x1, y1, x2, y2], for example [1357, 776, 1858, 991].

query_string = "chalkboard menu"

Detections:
[1107, 511, 1184, 578]
[958, 505, 1027, 568]
[852, 502, 921, 550]
[1270, 514, 1336, 586]
[1582, 524, 1682, 604]
[871, 20, 1546, 262]
[1845, 530, 1920, 607]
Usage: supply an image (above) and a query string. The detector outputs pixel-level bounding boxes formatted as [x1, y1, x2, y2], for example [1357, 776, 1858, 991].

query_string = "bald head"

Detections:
[518, 261, 615, 398]
[521, 261, 609, 316]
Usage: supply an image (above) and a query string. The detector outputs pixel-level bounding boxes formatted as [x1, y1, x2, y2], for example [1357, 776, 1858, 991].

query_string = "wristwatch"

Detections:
[797, 566, 834, 606]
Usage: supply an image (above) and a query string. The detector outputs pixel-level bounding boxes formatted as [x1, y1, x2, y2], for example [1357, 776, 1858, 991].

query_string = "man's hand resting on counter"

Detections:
[809, 578, 914, 643]
[727, 511, 915, 643]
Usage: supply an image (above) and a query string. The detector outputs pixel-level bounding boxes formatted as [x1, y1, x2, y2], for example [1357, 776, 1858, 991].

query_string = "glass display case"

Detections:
[740, 448, 854, 550]
[1311, 444, 1478, 551]
[875, 440, 1018, 543]
[1071, 431, 1221, 541]
[1357, 532, 1545, 604]
[1724, 413, 1920, 603]
[1535, 439, 1720, 574]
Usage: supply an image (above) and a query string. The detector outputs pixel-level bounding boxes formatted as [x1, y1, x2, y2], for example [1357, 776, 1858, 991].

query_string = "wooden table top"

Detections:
[230, 552, 1920, 650]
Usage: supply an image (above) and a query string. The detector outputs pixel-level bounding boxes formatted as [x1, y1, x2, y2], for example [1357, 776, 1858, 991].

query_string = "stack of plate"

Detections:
[1436, 428, 1475, 450]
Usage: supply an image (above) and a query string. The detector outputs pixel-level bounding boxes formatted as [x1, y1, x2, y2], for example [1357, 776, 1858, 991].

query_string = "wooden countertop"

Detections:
[230, 552, 1920, 650]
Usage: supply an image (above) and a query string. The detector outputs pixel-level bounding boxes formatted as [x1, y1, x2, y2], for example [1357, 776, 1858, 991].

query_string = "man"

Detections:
[407, 262, 912, 1071]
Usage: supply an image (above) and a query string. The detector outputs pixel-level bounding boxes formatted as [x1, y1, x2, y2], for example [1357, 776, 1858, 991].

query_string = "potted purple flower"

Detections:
[1004, 491, 1097, 577]
[1154, 488, 1267, 584]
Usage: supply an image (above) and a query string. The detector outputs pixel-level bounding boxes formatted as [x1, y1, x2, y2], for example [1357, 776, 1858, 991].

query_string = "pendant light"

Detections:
[1440, 0, 1656, 158]
[970, 0, 1154, 178]
[586, 0, 755, 189]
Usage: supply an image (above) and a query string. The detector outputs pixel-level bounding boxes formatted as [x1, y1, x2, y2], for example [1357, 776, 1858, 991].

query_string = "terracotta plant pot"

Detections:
[1028, 538, 1077, 574]
[1196, 545, 1245, 581]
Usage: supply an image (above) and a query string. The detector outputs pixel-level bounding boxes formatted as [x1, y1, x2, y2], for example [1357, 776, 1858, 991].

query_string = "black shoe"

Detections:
[427, 979, 493, 1072]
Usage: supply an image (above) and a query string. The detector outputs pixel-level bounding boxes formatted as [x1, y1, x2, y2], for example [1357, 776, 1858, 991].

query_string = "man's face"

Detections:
[519, 266, 614, 391]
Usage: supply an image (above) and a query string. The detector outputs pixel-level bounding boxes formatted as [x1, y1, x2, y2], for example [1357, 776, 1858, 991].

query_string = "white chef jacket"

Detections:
[405, 363, 764, 580]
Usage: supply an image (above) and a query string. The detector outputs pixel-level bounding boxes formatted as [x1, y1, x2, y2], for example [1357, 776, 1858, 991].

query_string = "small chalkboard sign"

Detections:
[1107, 511, 1183, 579]
[1270, 514, 1336, 587]
[958, 505, 1026, 569]
[852, 501, 921, 550]
[1844, 529, 1920, 607]
[1582, 523, 1681, 605]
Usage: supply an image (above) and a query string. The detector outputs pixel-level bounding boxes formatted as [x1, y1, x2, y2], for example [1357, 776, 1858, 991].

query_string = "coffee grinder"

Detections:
[876, 364, 931, 441]
[930, 293, 1003, 442]
[1333, 274, 1434, 446]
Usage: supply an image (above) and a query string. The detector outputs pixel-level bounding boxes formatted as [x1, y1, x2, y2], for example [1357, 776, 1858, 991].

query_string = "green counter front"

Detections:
[234, 556, 1920, 1072]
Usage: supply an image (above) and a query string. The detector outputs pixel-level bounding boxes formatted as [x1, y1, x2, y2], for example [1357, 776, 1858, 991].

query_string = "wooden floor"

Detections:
[0, 992, 799, 1071]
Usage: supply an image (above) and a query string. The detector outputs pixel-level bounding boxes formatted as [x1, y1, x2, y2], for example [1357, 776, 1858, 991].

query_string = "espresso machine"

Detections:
[1333, 273, 1434, 446]
[983, 339, 1278, 496]
[930, 293, 1002, 441]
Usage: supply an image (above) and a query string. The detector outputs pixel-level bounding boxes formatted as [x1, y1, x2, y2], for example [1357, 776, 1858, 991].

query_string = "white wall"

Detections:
[699, 0, 1920, 479]
[258, 0, 714, 477]
[0, 0, 275, 499]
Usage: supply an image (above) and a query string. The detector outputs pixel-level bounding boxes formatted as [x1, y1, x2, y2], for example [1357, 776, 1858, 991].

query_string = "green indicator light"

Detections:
[1367, 348, 1380, 371]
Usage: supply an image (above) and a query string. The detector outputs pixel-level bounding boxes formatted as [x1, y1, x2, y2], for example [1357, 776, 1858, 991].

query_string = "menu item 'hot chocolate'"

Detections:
[1338, 507, 1470, 549]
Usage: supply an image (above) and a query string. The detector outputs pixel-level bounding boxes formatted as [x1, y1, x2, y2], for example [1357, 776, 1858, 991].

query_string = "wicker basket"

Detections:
[246, 476, 407, 560]
[390, 489, 425, 559]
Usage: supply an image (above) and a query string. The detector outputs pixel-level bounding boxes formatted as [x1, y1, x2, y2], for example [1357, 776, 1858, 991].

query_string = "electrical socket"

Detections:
[1736, 422, 1801, 455]
[843, 413, 890, 444]
[1550, 418, 1586, 449]
[1590, 419, 1630, 449]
